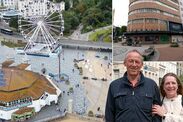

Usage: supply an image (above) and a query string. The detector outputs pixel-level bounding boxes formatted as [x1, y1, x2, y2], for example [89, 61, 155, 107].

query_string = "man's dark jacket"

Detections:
[105, 72, 162, 122]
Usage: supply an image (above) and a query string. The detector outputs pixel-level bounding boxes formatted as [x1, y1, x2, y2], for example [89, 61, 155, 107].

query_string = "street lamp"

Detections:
[58, 45, 62, 78]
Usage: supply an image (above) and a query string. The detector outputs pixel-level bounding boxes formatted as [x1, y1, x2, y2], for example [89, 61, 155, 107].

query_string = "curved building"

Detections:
[126, 0, 183, 44]
[0, 61, 61, 121]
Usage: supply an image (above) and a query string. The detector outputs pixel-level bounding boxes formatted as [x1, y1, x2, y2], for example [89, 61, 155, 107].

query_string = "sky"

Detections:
[113, 0, 129, 27]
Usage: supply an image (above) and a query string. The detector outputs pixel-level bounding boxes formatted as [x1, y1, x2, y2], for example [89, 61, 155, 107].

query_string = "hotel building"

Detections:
[126, 0, 183, 44]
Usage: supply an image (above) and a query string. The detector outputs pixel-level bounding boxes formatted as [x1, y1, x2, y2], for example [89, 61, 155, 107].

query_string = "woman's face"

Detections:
[163, 76, 178, 98]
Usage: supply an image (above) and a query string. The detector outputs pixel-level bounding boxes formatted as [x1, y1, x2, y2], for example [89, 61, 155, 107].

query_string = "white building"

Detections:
[1, 0, 65, 18]
[113, 61, 177, 86]
[18, 0, 65, 18]
[1, 0, 17, 9]
[0, 61, 61, 121]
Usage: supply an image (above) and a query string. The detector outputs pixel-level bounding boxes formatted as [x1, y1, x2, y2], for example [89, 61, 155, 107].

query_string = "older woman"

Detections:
[152, 73, 183, 122]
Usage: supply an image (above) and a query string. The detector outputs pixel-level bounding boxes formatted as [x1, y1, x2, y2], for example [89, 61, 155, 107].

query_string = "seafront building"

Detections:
[126, 0, 183, 44]
[0, 60, 61, 121]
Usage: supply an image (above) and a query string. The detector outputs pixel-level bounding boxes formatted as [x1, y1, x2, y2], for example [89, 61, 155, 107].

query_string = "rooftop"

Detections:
[0, 62, 57, 102]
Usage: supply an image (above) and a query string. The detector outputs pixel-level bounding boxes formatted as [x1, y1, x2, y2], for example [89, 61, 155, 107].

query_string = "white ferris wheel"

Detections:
[18, 12, 64, 57]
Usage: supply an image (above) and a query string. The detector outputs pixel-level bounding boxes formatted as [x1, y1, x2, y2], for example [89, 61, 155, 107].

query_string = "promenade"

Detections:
[0, 41, 111, 122]
[113, 42, 183, 61]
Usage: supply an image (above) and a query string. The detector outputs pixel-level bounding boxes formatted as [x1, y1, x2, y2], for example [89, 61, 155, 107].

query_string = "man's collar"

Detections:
[123, 71, 145, 86]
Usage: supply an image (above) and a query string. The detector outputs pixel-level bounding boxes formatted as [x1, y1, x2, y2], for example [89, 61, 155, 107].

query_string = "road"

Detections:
[0, 32, 112, 50]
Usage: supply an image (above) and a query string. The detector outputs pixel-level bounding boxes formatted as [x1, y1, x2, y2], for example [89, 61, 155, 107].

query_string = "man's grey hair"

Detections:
[124, 49, 143, 62]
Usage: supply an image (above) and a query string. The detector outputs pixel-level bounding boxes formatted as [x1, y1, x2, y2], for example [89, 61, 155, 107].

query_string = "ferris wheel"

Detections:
[18, 12, 64, 56]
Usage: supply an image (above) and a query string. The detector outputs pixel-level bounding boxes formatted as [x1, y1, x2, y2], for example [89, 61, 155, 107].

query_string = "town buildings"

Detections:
[126, 0, 183, 44]
[0, 60, 61, 121]
[0, 0, 65, 18]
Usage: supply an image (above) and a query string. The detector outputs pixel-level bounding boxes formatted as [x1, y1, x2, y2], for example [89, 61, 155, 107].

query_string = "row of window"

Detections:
[129, 8, 180, 19]
[130, 0, 179, 12]
[0, 97, 32, 107]
[128, 18, 167, 25]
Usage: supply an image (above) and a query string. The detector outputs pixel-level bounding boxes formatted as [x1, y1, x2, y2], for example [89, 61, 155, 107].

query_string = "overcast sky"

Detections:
[113, 0, 129, 27]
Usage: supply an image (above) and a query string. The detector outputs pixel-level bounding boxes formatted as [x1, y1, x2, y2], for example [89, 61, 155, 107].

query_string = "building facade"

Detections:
[0, 61, 61, 121]
[1, 0, 17, 9]
[0, 0, 65, 18]
[126, 0, 183, 44]
[179, 0, 183, 25]
[18, 0, 65, 18]
[113, 61, 177, 86]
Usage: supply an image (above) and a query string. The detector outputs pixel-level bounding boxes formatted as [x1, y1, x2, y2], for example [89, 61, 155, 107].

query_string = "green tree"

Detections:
[9, 17, 18, 30]
[63, 10, 80, 34]
[82, 7, 104, 31]
[63, 0, 111, 33]
[65, 0, 70, 10]
[97, 0, 112, 10]
[74, 2, 87, 15]
[121, 26, 127, 33]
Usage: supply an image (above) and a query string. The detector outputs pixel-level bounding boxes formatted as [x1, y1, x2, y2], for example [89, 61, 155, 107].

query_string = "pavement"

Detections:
[113, 45, 148, 61]
[157, 47, 183, 61]
[113, 42, 183, 61]
[53, 113, 103, 122]
[77, 52, 111, 115]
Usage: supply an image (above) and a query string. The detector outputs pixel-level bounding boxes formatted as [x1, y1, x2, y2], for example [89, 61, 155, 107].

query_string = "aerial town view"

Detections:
[113, 0, 183, 61]
[0, 0, 112, 122]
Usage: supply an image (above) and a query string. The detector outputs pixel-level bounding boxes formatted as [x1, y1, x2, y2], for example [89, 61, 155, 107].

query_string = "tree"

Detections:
[63, 0, 111, 33]
[82, 7, 104, 31]
[74, 2, 87, 15]
[63, 10, 80, 34]
[64, 0, 70, 10]
[121, 26, 127, 33]
[9, 17, 18, 30]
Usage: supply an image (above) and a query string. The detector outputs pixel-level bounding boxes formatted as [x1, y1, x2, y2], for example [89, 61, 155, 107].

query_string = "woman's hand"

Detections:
[152, 104, 167, 117]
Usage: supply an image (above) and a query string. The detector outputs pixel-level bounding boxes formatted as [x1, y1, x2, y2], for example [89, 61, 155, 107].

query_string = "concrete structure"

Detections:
[113, 61, 177, 86]
[0, 60, 61, 121]
[68, 99, 73, 114]
[126, 0, 183, 44]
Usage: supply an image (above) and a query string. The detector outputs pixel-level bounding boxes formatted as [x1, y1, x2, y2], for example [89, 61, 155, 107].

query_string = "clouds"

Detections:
[113, 0, 129, 27]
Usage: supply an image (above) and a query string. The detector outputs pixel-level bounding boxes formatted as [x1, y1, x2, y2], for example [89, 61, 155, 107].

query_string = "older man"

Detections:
[105, 50, 161, 122]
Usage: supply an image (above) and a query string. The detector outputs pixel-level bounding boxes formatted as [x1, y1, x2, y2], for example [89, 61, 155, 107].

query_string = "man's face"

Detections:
[124, 52, 143, 76]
